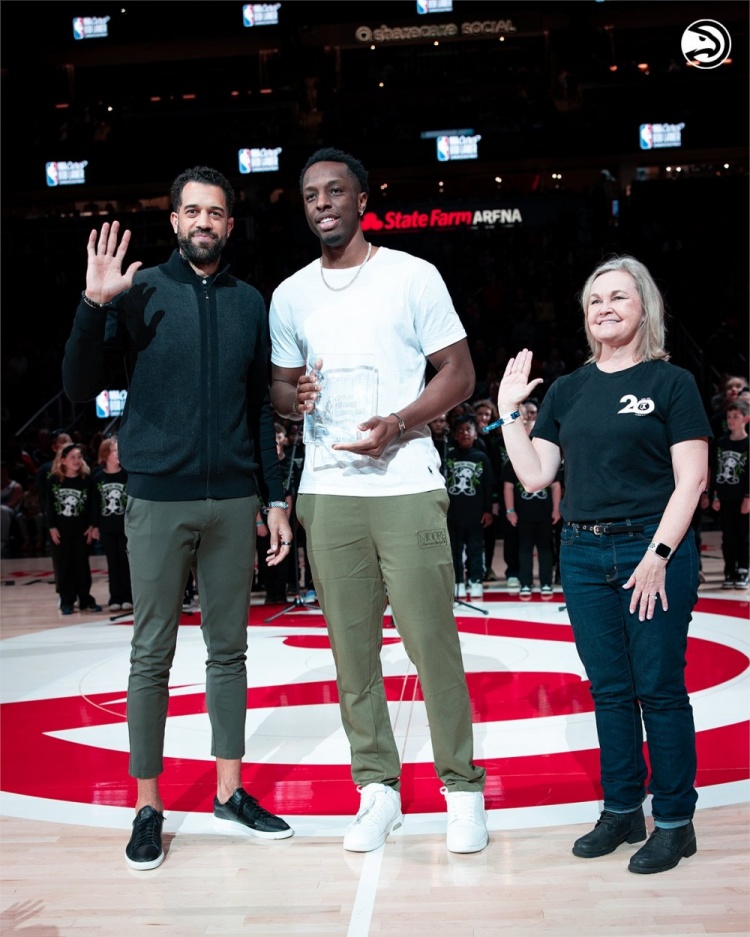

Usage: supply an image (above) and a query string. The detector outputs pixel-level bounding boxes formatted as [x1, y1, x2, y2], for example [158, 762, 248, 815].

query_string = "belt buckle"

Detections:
[592, 524, 605, 535]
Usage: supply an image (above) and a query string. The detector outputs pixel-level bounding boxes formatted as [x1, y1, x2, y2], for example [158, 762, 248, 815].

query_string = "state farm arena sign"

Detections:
[362, 206, 522, 233]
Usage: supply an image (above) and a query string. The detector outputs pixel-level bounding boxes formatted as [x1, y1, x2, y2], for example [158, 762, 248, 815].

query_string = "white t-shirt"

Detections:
[269, 246, 467, 496]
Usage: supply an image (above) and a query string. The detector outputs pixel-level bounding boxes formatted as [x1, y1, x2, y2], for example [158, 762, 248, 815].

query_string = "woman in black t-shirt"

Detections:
[495, 255, 711, 875]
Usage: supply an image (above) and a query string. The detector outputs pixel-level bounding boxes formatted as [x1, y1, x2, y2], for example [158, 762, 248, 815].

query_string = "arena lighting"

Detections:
[55, 103, 70, 109]
[182, 94, 196, 100]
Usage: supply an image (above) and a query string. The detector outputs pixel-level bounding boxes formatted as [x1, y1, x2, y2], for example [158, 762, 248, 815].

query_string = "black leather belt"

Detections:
[565, 521, 645, 535]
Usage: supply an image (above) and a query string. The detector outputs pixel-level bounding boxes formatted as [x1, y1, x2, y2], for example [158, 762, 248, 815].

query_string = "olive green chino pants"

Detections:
[296, 489, 485, 793]
[124, 495, 258, 778]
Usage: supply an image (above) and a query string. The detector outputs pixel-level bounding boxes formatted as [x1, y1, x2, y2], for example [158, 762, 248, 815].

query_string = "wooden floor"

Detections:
[1, 534, 749, 937]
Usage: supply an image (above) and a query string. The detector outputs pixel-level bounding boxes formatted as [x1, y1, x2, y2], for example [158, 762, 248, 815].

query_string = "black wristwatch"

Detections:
[647, 541, 673, 561]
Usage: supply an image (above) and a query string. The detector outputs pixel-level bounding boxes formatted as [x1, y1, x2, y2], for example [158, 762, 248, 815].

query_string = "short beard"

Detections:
[177, 230, 226, 267]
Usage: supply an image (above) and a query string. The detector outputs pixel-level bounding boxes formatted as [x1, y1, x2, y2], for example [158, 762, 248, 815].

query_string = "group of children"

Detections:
[17, 393, 750, 616]
[442, 395, 749, 601]
[44, 437, 132, 614]
[443, 401, 561, 602]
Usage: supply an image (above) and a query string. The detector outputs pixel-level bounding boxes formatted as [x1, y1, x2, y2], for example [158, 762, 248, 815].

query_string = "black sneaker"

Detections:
[125, 805, 165, 870]
[213, 788, 294, 839]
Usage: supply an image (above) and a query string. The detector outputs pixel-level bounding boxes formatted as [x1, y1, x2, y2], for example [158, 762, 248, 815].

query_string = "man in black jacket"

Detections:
[63, 166, 294, 870]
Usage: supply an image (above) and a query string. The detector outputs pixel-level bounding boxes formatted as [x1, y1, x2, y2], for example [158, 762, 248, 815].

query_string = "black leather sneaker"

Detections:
[214, 788, 294, 839]
[572, 807, 647, 858]
[628, 822, 697, 874]
[125, 805, 165, 870]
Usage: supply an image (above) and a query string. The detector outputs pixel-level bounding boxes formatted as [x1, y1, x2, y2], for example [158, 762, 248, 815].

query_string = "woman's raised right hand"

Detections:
[496, 349, 544, 412]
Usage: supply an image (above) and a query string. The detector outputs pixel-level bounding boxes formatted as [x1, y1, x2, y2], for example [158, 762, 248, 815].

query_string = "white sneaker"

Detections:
[506, 577, 520, 589]
[343, 783, 403, 852]
[468, 581, 483, 599]
[441, 787, 489, 854]
[454, 583, 467, 600]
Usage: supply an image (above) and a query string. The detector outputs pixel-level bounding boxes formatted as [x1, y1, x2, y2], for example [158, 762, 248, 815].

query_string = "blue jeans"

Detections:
[560, 516, 699, 823]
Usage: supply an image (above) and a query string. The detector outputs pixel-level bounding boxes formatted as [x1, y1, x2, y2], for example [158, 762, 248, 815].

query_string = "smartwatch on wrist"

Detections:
[647, 541, 673, 561]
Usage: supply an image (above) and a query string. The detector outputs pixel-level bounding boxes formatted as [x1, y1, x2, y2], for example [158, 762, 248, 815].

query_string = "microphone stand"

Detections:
[264, 436, 319, 622]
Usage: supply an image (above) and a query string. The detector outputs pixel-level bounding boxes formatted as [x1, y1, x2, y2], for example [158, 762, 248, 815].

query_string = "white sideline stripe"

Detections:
[347, 845, 384, 937]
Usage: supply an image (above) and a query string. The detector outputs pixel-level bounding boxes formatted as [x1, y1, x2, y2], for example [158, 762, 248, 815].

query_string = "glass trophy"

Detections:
[303, 354, 378, 447]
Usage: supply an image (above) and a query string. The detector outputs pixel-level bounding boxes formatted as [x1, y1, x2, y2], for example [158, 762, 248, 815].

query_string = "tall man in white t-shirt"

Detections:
[269, 147, 487, 854]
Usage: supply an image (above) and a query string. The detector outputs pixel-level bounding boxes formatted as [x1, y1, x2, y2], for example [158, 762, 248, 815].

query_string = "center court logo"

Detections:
[681, 19, 731, 69]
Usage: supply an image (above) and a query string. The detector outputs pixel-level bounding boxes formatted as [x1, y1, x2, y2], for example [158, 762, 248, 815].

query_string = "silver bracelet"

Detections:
[266, 501, 289, 511]
[389, 412, 406, 437]
[81, 290, 113, 309]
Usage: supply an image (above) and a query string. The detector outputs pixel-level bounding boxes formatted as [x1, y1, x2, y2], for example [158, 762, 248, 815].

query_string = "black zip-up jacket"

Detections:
[63, 251, 283, 504]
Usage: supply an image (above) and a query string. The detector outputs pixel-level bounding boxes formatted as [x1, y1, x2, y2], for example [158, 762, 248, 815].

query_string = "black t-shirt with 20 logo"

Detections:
[532, 360, 711, 521]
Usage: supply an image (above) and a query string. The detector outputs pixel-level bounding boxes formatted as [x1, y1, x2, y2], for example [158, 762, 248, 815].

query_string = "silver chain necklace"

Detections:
[319, 242, 372, 292]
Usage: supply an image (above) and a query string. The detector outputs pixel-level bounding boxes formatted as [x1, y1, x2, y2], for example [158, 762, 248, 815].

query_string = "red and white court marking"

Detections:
[1, 592, 748, 837]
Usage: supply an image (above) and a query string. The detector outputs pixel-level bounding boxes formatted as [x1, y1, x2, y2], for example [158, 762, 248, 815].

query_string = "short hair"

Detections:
[98, 437, 117, 465]
[579, 254, 669, 364]
[52, 432, 72, 451]
[299, 147, 369, 196]
[472, 399, 499, 420]
[453, 414, 477, 430]
[726, 401, 749, 416]
[170, 166, 235, 216]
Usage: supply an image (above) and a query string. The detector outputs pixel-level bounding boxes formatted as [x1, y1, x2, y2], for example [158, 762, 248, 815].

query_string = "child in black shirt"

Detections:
[46, 443, 101, 615]
[710, 401, 749, 588]
[445, 415, 494, 600]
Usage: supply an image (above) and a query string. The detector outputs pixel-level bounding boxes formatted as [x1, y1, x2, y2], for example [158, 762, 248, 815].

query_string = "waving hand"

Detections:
[85, 220, 143, 304]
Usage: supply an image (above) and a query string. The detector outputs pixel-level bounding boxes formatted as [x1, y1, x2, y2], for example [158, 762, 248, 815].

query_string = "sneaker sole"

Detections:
[343, 812, 403, 852]
[125, 849, 164, 871]
[447, 831, 489, 854]
[213, 814, 294, 839]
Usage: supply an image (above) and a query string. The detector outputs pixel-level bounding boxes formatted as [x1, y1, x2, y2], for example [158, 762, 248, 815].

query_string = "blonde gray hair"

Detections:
[579, 255, 669, 364]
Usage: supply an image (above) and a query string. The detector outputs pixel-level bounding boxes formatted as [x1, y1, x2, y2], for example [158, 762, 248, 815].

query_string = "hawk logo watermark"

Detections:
[681, 20, 731, 70]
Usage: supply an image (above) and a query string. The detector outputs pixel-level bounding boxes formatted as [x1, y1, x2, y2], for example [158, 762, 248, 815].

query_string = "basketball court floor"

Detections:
[1, 530, 748, 936]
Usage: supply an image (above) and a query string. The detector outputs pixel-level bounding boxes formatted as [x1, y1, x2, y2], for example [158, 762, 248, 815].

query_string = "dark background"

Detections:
[2, 0, 748, 442]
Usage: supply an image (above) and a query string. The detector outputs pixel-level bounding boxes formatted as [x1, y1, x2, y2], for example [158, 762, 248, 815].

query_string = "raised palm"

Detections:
[497, 348, 544, 411]
[85, 220, 143, 303]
